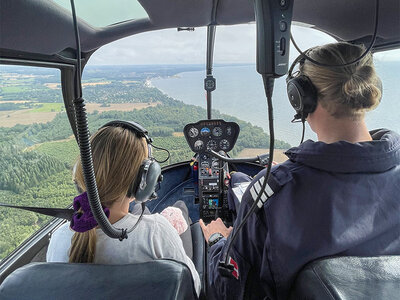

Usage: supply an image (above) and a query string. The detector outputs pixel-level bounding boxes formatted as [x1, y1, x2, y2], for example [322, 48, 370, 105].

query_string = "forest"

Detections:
[0, 65, 290, 260]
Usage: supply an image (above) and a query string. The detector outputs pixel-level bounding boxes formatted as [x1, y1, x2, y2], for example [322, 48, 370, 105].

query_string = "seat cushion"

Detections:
[0, 259, 197, 300]
[289, 256, 400, 300]
[191, 222, 206, 298]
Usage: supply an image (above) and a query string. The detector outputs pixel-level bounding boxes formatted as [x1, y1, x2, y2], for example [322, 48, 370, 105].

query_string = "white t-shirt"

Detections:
[46, 213, 201, 296]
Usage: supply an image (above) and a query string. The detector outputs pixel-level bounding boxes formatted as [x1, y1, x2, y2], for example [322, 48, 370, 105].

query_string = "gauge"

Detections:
[194, 140, 204, 151]
[226, 126, 232, 136]
[212, 126, 223, 137]
[204, 77, 216, 91]
[219, 139, 230, 150]
[188, 127, 199, 138]
[207, 140, 217, 150]
[201, 154, 209, 160]
[212, 160, 220, 168]
[201, 127, 211, 136]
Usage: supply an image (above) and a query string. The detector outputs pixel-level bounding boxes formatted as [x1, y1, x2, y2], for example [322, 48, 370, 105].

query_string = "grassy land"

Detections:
[237, 148, 288, 163]
[1, 86, 31, 93]
[33, 139, 79, 166]
[29, 103, 64, 113]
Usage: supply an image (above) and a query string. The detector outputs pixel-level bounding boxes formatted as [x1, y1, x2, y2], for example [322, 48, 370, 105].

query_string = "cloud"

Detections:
[88, 24, 400, 65]
[374, 50, 400, 62]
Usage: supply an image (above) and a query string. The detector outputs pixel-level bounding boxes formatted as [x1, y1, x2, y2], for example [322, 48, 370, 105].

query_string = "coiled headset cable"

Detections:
[70, 0, 136, 240]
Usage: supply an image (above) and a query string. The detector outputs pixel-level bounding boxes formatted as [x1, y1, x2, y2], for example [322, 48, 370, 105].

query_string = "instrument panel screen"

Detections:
[183, 119, 240, 153]
[208, 198, 219, 208]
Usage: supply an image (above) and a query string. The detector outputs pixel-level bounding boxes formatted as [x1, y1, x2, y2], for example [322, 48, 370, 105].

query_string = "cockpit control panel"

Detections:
[184, 119, 239, 223]
[183, 119, 240, 154]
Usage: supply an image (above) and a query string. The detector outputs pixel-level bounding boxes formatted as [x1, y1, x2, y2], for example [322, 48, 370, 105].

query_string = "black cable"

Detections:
[300, 120, 305, 144]
[290, 0, 379, 68]
[221, 76, 275, 267]
[127, 202, 146, 234]
[152, 144, 171, 163]
[70, 0, 126, 240]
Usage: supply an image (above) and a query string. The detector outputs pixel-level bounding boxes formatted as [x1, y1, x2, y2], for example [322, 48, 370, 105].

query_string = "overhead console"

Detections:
[184, 119, 240, 223]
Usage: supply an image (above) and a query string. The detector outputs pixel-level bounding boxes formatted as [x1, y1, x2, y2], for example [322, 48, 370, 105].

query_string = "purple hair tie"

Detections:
[70, 192, 110, 233]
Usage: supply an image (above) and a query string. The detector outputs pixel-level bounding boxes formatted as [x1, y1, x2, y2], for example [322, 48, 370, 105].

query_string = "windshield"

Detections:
[52, 0, 149, 27]
[0, 24, 399, 261]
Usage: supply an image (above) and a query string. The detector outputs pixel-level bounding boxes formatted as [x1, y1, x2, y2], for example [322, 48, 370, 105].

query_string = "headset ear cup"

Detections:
[128, 159, 162, 203]
[287, 75, 318, 119]
[287, 78, 303, 113]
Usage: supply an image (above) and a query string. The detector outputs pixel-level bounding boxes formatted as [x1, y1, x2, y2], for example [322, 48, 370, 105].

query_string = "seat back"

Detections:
[0, 259, 197, 300]
[289, 256, 400, 300]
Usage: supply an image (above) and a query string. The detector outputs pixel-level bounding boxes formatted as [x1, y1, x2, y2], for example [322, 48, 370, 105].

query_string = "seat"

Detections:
[0, 259, 197, 300]
[191, 221, 207, 299]
[289, 256, 400, 300]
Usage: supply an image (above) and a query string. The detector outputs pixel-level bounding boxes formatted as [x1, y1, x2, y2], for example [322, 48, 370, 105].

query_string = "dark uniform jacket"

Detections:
[208, 129, 400, 299]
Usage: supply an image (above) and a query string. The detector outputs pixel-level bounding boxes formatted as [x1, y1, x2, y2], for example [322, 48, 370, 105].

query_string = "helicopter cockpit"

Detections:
[1, 0, 400, 299]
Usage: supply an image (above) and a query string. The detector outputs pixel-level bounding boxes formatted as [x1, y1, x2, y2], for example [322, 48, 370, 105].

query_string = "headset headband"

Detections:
[101, 120, 153, 144]
[286, 48, 314, 82]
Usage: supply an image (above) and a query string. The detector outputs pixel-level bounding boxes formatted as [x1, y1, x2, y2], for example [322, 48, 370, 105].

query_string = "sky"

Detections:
[87, 24, 400, 66]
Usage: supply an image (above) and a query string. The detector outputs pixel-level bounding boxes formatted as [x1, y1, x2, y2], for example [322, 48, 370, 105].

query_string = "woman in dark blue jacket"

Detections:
[200, 42, 400, 299]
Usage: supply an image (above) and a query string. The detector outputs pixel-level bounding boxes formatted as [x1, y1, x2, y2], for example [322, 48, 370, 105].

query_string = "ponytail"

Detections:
[69, 229, 97, 263]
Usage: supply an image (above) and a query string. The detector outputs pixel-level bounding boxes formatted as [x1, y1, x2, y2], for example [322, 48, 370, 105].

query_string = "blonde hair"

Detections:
[300, 42, 382, 119]
[69, 126, 148, 263]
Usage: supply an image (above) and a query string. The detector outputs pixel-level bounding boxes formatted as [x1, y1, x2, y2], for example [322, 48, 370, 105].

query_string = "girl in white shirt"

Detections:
[46, 123, 200, 296]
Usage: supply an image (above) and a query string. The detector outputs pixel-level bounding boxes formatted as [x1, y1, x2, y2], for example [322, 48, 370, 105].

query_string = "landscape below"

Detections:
[0, 65, 290, 260]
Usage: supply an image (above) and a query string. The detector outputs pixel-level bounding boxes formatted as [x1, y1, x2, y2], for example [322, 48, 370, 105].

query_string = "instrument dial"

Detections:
[201, 154, 209, 160]
[201, 127, 211, 136]
[212, 160, 220, 168]
[212, 126, 223, 137]
[219, 139, 230, 150]
[226, 126, 232, 136]
[188, 127, 199, 138]
[194, 140, 204, 151]
[207, 140, 217, 150]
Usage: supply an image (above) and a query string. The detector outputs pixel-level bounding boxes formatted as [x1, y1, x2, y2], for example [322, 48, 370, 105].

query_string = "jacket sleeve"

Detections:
[208, 173, 275, 299]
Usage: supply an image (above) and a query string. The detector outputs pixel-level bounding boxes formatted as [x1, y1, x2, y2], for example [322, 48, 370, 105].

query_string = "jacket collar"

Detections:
[285, 129, 400, 173]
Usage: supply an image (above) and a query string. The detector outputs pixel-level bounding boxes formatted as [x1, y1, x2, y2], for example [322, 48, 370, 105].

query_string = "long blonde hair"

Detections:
[301, 42, 382, 119]
[69, 126, 147, 263]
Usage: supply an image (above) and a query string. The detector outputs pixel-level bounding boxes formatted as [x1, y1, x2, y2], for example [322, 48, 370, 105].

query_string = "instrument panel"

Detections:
[183, 119, 240, 153]
[184, 119, 239, 223]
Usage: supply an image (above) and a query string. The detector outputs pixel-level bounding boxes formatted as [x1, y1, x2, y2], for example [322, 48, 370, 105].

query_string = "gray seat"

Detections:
[191, 222, 206, 292]
[289, 256, 400, 300]
[0, 259, 197, 300]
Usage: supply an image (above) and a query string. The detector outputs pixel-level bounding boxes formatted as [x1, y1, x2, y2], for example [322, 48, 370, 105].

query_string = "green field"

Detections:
[34, 139, 79, 166]
[29, 103, 64, 113]
[1, 86, 31, 93]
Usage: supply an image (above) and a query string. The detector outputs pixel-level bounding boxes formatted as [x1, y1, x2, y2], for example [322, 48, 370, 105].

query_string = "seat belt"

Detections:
[0, 203, 74, 220]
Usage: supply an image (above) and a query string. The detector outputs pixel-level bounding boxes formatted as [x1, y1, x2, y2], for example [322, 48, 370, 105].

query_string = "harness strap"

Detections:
[0, 203, 74, 220]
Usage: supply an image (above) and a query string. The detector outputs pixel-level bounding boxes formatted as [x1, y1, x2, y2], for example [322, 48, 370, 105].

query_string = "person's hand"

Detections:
[199, 218, 233, 242]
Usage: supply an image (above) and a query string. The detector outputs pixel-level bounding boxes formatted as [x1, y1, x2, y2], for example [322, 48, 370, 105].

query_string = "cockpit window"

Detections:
[0, 65, 77, 260]
[52, 0, 149, 27]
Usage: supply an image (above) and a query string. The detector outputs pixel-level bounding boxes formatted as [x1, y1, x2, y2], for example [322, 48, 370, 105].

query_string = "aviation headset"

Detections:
[286, 50, 318, 122]
[74, 120, 162, 203]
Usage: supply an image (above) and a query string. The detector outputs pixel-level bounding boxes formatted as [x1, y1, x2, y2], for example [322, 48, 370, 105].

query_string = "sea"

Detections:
[151, 62, 400, 146]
